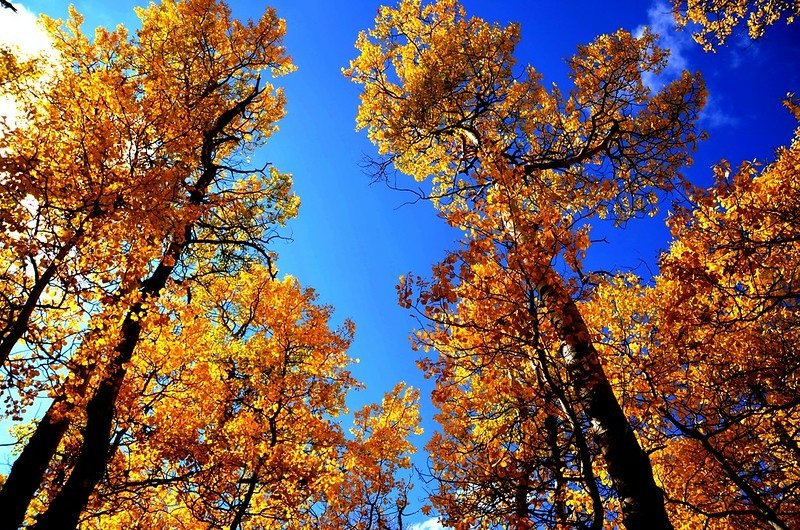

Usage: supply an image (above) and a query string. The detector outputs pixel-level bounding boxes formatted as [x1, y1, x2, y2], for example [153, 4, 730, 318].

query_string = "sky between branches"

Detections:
[1, 1, 798, 527]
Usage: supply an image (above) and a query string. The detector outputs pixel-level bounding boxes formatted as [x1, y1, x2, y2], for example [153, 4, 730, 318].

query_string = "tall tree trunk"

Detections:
[32, 251, 179, 530]
[0, 349, 100, 530]
[0, 398, 70, 530]
[537, 279, 672, 530]
[544, 413, 567, 526]
[19, 87, 259, 529]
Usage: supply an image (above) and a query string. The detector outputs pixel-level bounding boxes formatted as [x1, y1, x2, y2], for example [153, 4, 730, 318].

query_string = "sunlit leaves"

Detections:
[0, 1, 418, 528]
[81, 268, 366, 528]
[346, 0, 705, 225]
[673, 0, 799, 50]
[349, 1, 707, 527]
[584, 117, 800, 528]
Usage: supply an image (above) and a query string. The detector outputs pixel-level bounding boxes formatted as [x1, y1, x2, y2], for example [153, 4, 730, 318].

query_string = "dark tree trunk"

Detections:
[544, 414, 567, 525]
[32, 254, 179, 530]
[537, 280, 673, 530]
[0, 232, 81, 367]
[0, 398, 70, 530]
[32, 365, 130, 530]
[0, 350, 98, 530]
[229, 461, 262, 530]
[18, 87, 260, 529]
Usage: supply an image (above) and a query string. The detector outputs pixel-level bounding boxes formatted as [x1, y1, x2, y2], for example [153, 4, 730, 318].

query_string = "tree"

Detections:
[68, 267, 420, 529]
[346, 0, 705, 528]
[315, 383, 422, 530]
[0, 0, 295, 524]
[0, 1, 419, 528]
[672, 0, 799, 50]
[586, 101, 800, 529]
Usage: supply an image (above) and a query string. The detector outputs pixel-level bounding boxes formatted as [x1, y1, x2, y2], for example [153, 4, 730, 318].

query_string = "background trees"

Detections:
[0, 0, 797, 528]
[346, 1, 704, 528]
[588, 106, 800, 528]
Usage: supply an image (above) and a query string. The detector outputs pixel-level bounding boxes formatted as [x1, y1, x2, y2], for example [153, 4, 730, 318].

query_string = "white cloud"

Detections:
[0, 4, 53, 59]
[726, 31, 763, 70]
[636, 1, 739, 131]
[0, 4, 57, 130]
[700, 94, 738, 129]
[408, 518, 447, 530]
[635, 1, 694, 90]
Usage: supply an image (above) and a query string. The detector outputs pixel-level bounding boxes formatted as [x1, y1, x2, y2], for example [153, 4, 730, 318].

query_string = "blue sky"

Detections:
[1, 1, 798, 527]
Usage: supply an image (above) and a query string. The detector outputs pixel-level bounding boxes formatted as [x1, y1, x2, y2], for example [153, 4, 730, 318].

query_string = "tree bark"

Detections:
[0, 349, 99, 530]
[0, 398, 70, 530]
[537, 279, 672, 530]
[32, 249, 179, 530]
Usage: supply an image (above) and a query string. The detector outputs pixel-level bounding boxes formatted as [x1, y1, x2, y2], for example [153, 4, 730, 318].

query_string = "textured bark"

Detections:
[544, 414, 567, 525]
[32, 375, 124, 529]
[537, 280, 672, 530]
[533, 332, 604, 529]
[0, 349, 100, 530]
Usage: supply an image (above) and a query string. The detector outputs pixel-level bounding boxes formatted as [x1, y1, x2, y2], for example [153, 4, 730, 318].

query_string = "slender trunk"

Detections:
[32, 365, 129, 529]
[0, 350, 98, 530]
[513, 468, 530, 527]
[537, 279, 672, 530]
[544, 414, 567, 525]
[532, 298, 604, 529]
[0, 231, 81, 367]
[230, 461, 262, 530]
[0, 398, 70, 530]
[33, 252, 179, 530]
[26, 87, 259, 529]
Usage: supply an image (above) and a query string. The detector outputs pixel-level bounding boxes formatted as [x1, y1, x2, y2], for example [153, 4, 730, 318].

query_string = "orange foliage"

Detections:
[587, 117, 800, 529]
[672, 0, 799, 50]
[348, 1, 706, 528]
[0, 1, 419, 528]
